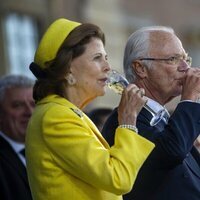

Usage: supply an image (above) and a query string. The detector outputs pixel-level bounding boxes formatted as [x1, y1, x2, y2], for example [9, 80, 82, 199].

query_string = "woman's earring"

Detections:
[66, 73, 76, 85]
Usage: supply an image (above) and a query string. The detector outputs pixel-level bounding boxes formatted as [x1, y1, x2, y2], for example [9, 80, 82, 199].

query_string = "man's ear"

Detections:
[132, 61, 147, 78]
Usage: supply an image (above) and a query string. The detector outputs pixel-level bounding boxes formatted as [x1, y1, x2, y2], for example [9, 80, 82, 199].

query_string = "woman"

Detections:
[26, 18, 154, 200]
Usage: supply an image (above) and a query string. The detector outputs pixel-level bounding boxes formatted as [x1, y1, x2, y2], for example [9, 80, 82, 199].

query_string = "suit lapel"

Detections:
[0, 136, 29, 184]
[139, 108, 166, 131]
[184, 152, 200, 179]
[39, 95, 111, 149]
[139, 106, 200, 181]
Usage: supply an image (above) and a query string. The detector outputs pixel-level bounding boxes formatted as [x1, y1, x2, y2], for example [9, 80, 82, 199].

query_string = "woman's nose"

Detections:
[104, 60, 111, 71]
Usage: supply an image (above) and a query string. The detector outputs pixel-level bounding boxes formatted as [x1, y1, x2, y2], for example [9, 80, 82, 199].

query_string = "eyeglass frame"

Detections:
[137, 54, 192, 66]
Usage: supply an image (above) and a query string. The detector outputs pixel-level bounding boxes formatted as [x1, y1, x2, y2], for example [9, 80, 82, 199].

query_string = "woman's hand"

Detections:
[118, 84, 147, 126]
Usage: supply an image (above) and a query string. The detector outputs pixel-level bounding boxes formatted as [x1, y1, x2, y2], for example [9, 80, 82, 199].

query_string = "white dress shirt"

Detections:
[0, 131, 26, 166]
[145, 97, 170, 124]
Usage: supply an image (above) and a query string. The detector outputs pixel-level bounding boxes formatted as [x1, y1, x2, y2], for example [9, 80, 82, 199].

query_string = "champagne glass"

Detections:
[106, 70, 166, 126]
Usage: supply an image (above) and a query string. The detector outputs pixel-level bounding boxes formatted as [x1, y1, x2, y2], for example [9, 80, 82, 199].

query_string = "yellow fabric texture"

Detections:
[26, 95, 155, 200]
[34, 18, 80, 69]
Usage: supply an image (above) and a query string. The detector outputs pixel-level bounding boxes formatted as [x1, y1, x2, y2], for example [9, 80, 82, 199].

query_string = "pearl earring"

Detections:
[66, 74, 76, 85]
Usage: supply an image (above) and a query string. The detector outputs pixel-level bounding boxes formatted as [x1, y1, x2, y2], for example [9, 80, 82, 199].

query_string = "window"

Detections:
[3, 13, 38, 78]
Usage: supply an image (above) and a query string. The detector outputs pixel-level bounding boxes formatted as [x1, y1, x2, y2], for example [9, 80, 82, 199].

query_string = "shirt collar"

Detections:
[146, 97, 170, 117]
[0, 131, 25, 153]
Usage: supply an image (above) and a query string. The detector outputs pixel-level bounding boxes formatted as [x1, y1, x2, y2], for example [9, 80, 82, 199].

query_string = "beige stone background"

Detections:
[1, 0, 200, 112]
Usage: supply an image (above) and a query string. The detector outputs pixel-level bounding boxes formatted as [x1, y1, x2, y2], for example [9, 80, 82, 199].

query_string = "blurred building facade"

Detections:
[1, 0, 200, 111]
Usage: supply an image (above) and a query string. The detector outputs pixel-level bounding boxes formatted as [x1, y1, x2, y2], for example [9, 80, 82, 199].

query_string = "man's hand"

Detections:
[181, 68, 200, 101]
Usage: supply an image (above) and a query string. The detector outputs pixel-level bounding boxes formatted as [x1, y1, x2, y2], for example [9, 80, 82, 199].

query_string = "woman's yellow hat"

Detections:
[34, 18, 81, 69]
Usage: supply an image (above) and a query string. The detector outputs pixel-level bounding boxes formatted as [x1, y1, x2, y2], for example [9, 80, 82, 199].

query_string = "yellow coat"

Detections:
[26, 95, 154, 200]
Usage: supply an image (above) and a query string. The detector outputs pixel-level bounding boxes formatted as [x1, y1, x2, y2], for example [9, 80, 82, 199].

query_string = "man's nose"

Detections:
[24, 103, 34, 116]
[178, 60, 190, 72]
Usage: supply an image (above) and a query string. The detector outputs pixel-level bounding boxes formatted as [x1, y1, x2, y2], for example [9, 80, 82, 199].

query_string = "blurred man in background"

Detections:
[0, 74, 34, 200]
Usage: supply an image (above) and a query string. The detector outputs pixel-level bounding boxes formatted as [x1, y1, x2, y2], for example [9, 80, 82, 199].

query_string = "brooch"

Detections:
[70, 108, 83, 118]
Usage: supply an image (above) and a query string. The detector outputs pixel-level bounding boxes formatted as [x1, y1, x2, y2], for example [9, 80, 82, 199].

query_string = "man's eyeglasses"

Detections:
[138, 55, 192, 66]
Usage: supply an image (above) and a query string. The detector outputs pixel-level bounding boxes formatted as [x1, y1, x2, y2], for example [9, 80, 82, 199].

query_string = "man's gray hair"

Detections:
[0, 74, 34, 102]
[123, 26, 175, 83]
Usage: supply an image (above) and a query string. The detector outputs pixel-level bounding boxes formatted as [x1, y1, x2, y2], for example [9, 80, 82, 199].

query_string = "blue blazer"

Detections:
[102, 102, 200, 200]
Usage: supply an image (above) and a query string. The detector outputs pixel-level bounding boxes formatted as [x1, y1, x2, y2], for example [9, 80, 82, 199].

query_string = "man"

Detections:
[0, 74, 34, 200]
[102, 26, 200, 200]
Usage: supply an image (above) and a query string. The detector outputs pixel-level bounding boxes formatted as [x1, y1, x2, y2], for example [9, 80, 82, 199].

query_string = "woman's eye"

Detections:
[94, 55, 101, 60]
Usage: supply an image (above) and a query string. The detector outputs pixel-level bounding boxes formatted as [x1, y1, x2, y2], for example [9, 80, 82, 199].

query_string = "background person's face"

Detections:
[144, 31, 189, 104]
[0, 87, 35, 143]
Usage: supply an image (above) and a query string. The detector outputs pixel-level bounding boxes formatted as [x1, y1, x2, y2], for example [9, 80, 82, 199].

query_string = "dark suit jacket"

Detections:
[0, 135, 32, 200]
[102, 102, 200, 200]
